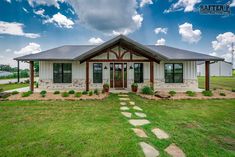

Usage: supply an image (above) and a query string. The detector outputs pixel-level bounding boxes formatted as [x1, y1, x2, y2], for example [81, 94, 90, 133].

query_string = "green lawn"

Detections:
[0, 94, 235, 157]
[198, 76, 235, 90]
[0, 83, 29, 91]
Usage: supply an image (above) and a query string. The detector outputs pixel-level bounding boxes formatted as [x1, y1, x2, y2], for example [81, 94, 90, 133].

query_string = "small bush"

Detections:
[41, 94, 46, 97]
[54, 91, 60, 94]
[94, 89, 99, 95]
[0, 88, 3, 93]
[202, 90, 213, 97]
[27, 90, 33, 95]
[40, 90, 47, 95]
[232, 88, 235, 92]
[75, 92, 82, 97]
[11, 91, 19, 95]
[219, 92, 226, 96]
[89, 91, 93, 96]
[0, 93, 11, 99]
[24, 79, 30, 83]
[169, 91, 176, 96]
[68, 90, 75, 94]
[82, 91, 88, 95]
[35, 82, 39, 88]
[186, 91, 196, 97]
[21, 92, 30, 97]
[61, 92, 69, 97]
[141, 86, 154, 95]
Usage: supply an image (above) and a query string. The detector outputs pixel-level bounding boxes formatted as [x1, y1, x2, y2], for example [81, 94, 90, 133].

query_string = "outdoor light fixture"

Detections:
[129, 65, 133, 69]
[104, 66, 108, 70]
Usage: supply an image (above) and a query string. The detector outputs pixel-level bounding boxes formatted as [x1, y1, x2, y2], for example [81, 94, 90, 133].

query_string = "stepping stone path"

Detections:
[129, 119, 150, 126]
[117, 93, 186, 157]
[139, 142, 159, 157]
[132, 128, 148, 138]
[165, 144, 186, 157]
[133, 106, 143, 111]
[152, 128, 169, 139]
[120, 102, 127, 105]
[135, 112, 147, 118]
[120, 106, 130, 111]
[121, 112, 132, 118]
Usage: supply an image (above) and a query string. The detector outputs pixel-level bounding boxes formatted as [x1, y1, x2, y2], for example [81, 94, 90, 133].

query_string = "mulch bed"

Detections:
[138, 90, 235, 100]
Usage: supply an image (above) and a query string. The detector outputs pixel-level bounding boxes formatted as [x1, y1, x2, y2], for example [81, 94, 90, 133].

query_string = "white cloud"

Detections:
[209, 52, 217, 56]
[5, 49, 12, 52]
[44, 12, 74, 28]
[154, 27, 168, 34]
[178, 22, 201, 44]
[67, 0, 143, 35]
[5, 0, 11, 3]
[27, 0, 63, 9]
[230, 0, 235, 7]
[23, 7, 29, 13]
[34, 9, 46, 17]
[155, 38, 166, 45]
[0, 21, 40, 38]
[88, 37, 104, 45]
[140, 0, 153, 7]
[14, 43, 41, 55]
[164, 0, 201, 13]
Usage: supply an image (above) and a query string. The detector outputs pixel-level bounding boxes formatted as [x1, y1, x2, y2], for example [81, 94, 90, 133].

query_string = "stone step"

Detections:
[120, 102, 127, 105]
[133, 106, 143, 111]
[121, 112, 132, 118]
[139, 142, 159, 157]
[152, 128, 169, 139]
[135, 112, 147, 118]
[132, 128, 148, 138]
[119, 98, 130, 101]
[120, 106, 130, 111]
[129, 101, 135, 105]
[129, 119, 150, 126]
[164, 143, 186, 157]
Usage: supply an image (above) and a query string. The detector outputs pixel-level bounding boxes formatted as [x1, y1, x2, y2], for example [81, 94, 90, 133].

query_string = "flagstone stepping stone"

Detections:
[164, 143, 186, 157]
[135, 112, 147, 118]
[152, 128, 169, 139]
[118, 94, 129, 97]
[132, 128, 148, 138]
[129, 101, 135, 105]
[121, 112, 132, 118]
[139, 142, 159, 157]
[119, 98, 130, 101]
[120, 106, 130, 111]
[120, 102, 127, 105]
[129, 119, 150, 126]
[133, 106, 143, 111]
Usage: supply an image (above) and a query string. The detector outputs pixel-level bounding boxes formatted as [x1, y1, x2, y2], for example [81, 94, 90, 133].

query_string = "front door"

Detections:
[114, 63, 123, 88]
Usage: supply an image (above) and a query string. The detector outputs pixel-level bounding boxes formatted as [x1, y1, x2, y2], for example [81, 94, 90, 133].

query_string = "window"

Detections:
[53, 63, 72, 83]
[134, 63, 143, 83]
[165, 63, 183, 83]
[93, 63, 102, 83]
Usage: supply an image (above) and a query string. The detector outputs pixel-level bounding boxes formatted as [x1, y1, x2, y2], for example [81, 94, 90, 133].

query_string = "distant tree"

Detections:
[34, 61, 39, 73]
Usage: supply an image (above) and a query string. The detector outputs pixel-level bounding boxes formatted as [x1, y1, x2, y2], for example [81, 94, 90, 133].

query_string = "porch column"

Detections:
[86, 61, 89, 91]
[17, 60, 20, 83]
[205, 61, 210, 91]
[150, 61, 154, 89]
[29, 61, 34, 92]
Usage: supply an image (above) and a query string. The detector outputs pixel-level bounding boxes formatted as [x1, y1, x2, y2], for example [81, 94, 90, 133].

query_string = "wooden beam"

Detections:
[86, 61, 89, 91]
[205, 61, 210, 91]
[17, 61, 20, 83]
[88, 59, 151, 62]
[29, 61, 34, 92]
[150, 61, 154, 89]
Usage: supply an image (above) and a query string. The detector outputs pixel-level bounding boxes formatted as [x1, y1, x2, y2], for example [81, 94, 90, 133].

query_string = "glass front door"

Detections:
[114, 63, 123, 88]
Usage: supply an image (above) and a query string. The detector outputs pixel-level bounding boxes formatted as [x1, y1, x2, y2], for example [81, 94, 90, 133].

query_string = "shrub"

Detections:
[61, 92, 69, 97]
[202, 90, 213, 97]
[54, 91, 60, 94]
[89, 91, 93, 96]
[0, 93, 11, 99]
[21, 92, 30, 97]
[219, 92, 226, 96]
[11, 91, 19, 95]
[82, 91, 88, 95]
[27, 90, 33, 95]
[186, 91, 196, 97]
[0, 88, 3, 93]
[40, 90, 47, 95]
[94, 89, 99, 95]
[232, 88, 235, 92]
[35, 82, 39, 88]
[41, 94, 46, 97]
[169, 91, 176, 96]
[141, 86, 154, 95]
[103, 83, 110, 92]
[68, 90, 75, 94]
[75, 92, 82, 97]
[24, 79, 30, 83]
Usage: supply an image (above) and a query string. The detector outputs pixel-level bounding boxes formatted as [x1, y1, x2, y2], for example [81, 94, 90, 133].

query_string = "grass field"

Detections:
[0, 94, 234, 157]
[0, 83, 29, 91]
[198, 76, 235, 90]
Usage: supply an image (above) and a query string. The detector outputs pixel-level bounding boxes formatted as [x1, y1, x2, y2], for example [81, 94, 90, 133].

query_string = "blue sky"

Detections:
[0, 0, 235, 68]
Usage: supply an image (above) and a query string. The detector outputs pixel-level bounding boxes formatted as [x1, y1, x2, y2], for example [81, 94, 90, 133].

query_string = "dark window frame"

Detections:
[134, 63, 144, 83]
[93, 63, 103, 83]
[53, 63, 72, 83]
[164, 63, 183, 83]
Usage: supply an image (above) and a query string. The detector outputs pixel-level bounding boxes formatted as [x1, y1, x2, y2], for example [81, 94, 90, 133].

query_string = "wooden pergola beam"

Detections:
[29, 61, 34, 92]
[205, 61, 210, 91]
[150, 61, 154, 89]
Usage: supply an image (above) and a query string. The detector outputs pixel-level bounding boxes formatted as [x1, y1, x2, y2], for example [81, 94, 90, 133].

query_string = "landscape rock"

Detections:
[135, 112, 147, 118]
[164, 143, 186, 157]
[132, 128, 148, 138]
[129, 119, 150, 126]
[120, 106, 130, 111]
[152, 128, 169, 139]
[121, 112, 132, 118]
[133, 106, 143, 111]
[139, 142, 159, 157]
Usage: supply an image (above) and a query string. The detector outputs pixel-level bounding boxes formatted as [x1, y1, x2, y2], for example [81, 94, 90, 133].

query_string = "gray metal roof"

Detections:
[14, 35, 224, 62]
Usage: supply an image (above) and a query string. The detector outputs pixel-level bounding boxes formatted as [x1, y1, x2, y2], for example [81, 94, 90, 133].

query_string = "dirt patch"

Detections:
[212, 136, 235, 151]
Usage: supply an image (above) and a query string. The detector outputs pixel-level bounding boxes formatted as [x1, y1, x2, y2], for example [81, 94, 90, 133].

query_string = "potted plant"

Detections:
[103, 83, 110, 92]
[131, 83, 138, 92]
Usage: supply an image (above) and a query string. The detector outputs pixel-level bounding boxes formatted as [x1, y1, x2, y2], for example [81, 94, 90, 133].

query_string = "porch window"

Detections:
[53, 63, 72, 83]
[93, 63, 102, 83]
[134, 63, 143, 83]
[165, 63, 183, 83]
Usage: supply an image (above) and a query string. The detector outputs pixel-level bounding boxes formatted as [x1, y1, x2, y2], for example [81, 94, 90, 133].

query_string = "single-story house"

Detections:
[197, 61, 233, 76]
[14, 35, 223, 92]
